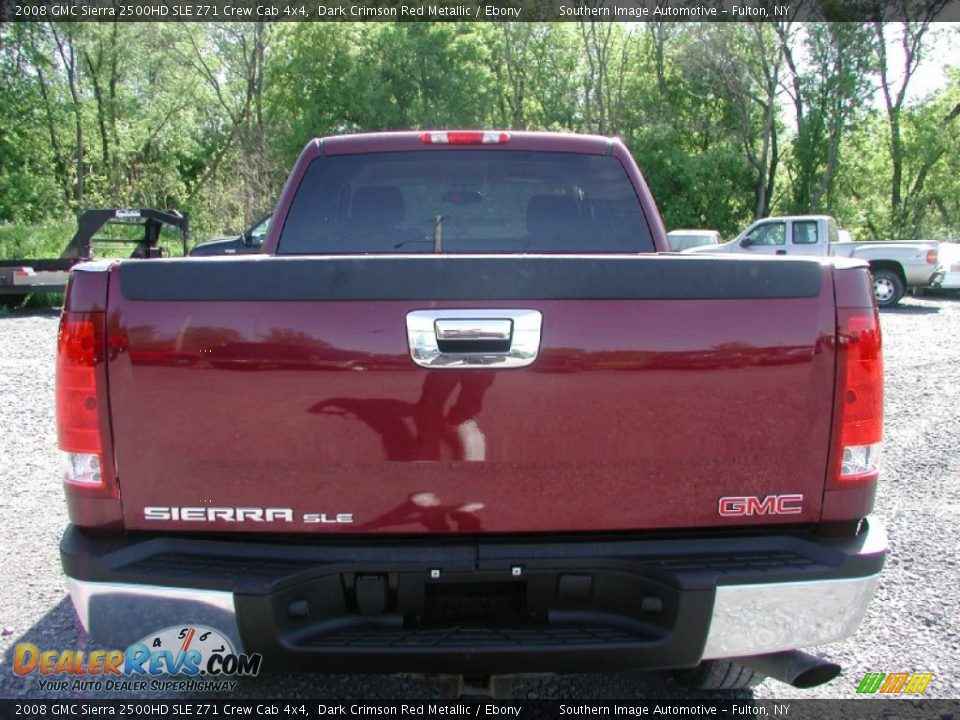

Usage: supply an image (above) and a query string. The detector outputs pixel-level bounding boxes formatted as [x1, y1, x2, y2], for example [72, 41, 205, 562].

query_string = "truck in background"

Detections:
[684, 215, 939, 308]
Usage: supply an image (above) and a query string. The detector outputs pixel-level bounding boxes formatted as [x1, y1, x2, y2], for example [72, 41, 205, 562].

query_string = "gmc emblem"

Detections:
[718, 494, 804, 517]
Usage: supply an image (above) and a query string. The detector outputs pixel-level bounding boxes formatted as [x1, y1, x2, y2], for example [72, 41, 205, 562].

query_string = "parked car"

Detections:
[189, 212, 272, 256]
[684, 215, 939, 307]
[666, 229, 721, 252]
[57, 131, 885, 690]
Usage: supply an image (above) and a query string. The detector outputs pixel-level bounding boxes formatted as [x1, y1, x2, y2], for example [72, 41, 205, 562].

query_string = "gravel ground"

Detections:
[0, 296, 957, 701]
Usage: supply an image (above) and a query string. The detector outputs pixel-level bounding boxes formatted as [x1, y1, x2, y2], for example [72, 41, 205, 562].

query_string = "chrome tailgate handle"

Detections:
[407, 310, 542, 369]
[434, 318, 512, 342]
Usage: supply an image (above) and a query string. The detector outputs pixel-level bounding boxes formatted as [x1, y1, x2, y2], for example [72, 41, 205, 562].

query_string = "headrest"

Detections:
[352, 186, 405, 225]
[526, 194, 578, 235]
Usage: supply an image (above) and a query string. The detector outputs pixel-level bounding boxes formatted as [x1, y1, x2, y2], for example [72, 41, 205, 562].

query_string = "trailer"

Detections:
[1, 208, 189, 307]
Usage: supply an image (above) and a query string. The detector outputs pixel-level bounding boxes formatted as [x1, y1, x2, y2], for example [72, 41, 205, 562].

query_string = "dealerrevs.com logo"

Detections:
[13, 625, 262, 692]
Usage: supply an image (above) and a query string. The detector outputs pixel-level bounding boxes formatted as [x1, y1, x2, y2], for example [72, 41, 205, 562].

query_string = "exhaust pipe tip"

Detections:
[737, 650, 842, 689]
[791, 661, 842, 689]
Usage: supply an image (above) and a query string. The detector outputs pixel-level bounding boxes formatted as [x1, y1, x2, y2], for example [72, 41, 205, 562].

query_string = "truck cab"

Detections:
[686, 215, 837, 258]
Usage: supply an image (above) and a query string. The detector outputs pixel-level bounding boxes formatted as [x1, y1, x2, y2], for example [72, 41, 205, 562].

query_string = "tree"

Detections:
[685, 24, 784, 219]
[0, 24, 65, 220]
[1, 19, 958, 245]
[873, 3, 949, 236]
[577, 20, 635, 135]
[778, 22, 875, 214]
[622, 26, 757, 235]
[174, 22, 278, 224]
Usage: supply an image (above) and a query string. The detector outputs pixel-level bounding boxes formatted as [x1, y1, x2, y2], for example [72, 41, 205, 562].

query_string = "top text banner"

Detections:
[5, 0, 960, 22]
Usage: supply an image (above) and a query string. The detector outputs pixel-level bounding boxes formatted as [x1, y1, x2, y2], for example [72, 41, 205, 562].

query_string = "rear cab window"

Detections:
[277, 151, 654, 254]
[792, 220, 819, 245]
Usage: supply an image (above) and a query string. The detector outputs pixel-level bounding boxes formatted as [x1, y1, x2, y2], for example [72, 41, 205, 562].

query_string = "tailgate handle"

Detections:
[435, 319, 513, 354]
[406, 310, 542, 369]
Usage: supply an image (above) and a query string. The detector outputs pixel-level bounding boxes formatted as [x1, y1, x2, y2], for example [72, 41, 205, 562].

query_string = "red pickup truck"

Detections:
[57, 131, 886, 691]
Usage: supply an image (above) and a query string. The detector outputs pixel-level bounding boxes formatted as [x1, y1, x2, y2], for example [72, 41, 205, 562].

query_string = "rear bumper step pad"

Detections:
[61, 519, 886, 674]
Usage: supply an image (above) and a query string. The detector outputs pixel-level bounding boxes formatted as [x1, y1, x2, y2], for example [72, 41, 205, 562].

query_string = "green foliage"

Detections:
[781, 23, 876, 217]
[0, 222, 75, 259]
[834, 73, 960, 240]
[0, 20, 957, 251]
[21, 292, 64, 309]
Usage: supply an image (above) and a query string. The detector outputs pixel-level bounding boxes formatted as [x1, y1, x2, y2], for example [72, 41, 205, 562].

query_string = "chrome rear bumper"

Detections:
[704, 517, 886, 658]
[64, 517, 887, 669]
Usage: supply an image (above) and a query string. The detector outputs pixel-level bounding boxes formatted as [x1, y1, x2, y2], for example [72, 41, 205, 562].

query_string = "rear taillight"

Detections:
[56, 312, 112, 494]
[835, 308, 883, 483]
[419, 131, 510, 145]
[926, 249, 938, 265]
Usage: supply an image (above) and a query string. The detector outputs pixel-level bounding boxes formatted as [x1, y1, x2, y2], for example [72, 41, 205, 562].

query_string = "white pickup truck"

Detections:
[684, 215, 939, 307]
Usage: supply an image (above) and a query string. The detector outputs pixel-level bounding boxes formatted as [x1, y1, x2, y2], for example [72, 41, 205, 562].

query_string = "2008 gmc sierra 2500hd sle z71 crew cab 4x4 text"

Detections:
[57, 131, 886, 691]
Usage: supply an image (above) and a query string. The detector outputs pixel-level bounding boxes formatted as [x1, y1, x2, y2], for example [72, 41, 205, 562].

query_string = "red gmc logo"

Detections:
[718, 494, 804, 517]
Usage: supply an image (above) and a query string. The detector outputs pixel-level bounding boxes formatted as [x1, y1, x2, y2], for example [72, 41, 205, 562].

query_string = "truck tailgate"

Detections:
[106, 255, 836, 534]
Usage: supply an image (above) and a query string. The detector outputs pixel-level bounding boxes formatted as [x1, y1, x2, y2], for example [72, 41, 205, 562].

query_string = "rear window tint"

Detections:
[277, 151, 654, 254]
